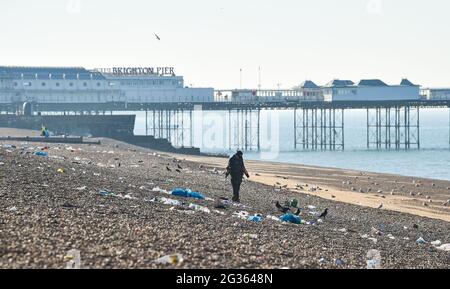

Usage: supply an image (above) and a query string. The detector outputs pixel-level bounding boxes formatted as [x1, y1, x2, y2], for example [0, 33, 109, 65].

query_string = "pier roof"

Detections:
[325, 79, 355, 87]
[358, 79, 388, 86]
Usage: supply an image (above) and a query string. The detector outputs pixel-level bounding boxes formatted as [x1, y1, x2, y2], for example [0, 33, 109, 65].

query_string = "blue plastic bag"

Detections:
[188, 191, 205, 200]
[280, 214, 302, 224]
[248, 215, 263, 223]
[171, 188, 190, 198]
[171, 188, 205, 200]
[34, 151, 48, 157]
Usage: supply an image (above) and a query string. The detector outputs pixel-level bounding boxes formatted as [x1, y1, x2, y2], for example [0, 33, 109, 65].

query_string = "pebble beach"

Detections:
[0, 130, 449, 269]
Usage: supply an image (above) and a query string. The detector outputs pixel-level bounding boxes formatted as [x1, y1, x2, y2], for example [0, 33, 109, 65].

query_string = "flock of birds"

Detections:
[342, 177, 450, 209]
[159, 156, 449, 217]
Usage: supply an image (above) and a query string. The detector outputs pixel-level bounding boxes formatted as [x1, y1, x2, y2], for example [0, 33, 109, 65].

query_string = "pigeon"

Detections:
[377, 204, 383, 209]
[275, 201, 290, 213]
[294, 208, 301, 216]
[177, 164, 183, 170]
[318, 208, 328, 219]
[166, 166, 172, 172]
[155, 33, 161, 41]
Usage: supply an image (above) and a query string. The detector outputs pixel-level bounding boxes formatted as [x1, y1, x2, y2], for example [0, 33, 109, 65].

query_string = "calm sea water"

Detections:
[134, 108, 450, 181]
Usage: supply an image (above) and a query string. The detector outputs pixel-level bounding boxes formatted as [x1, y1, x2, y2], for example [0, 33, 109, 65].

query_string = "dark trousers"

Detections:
[231, 177, 243, 202]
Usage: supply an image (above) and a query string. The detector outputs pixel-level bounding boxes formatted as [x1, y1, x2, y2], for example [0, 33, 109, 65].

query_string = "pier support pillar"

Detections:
[229, 108, 261, 152]
[294, 108, 344, 150]
[367, 106, 420, 149]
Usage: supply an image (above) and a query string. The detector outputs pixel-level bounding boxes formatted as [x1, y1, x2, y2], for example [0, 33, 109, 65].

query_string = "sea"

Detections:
[133, 108, 450, 181]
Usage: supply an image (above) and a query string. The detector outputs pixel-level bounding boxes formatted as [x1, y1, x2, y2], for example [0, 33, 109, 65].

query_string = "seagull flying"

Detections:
[155, 33, 161, 41]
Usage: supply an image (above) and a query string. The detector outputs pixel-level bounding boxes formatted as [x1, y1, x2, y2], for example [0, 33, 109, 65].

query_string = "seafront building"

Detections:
[322, 79, 420, 102]
[0, 66, 214, 104]
[420, 88, 450, 100]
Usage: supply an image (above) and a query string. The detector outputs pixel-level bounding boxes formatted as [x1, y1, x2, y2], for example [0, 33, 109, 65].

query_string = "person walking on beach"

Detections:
[226, 150, 249, 203]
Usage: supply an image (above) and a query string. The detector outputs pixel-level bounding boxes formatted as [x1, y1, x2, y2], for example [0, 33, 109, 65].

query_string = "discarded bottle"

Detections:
[153, 254, 184, 265]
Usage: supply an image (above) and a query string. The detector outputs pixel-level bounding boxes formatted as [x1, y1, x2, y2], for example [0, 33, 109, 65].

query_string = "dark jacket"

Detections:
[226, 154, 249, 179]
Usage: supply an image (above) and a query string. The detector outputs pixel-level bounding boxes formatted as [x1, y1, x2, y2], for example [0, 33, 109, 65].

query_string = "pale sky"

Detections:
[1, 0, 449, 88]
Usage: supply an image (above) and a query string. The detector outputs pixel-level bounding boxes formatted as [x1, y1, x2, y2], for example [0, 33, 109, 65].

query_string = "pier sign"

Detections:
[94, 67, 175, 76]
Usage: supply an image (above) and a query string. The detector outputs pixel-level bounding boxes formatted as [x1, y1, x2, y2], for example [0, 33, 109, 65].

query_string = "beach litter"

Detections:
[214, 198, 232, 209]
[233, 211, 250, 220]
[57, 168, 65, 173]
[335, 259, 345, 266]
[361, 234, 378, 244]
[431, 240, 442, 246]
[152, 187, 170, 195]
[243, 233, 259, 239]
[153, 254, 184, 266]
[171, 188, 205, 200]
[280, 213, 302, 224]
[247, 214, 263, 223]
[113, 193, 136, 200]
[366, 249, 382, 269]
[213, 210, 226, 215]
[266, 215, 281, 222]
[99, 190, 113, 197]
[7, 206, 17, 212]
[435, 244, 450, 252]
[318, 258, 327, 264]
[151, 196, 182, 206]
[34, 151, 48, 157]
[416, 237, 427, 244]
[371, 227, 383, 236]
[188, 203, 210, 213]
[75, 186, 87, 191]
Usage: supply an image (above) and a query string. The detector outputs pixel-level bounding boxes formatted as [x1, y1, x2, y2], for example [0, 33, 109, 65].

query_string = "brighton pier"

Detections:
[1, 66, 450, 152]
